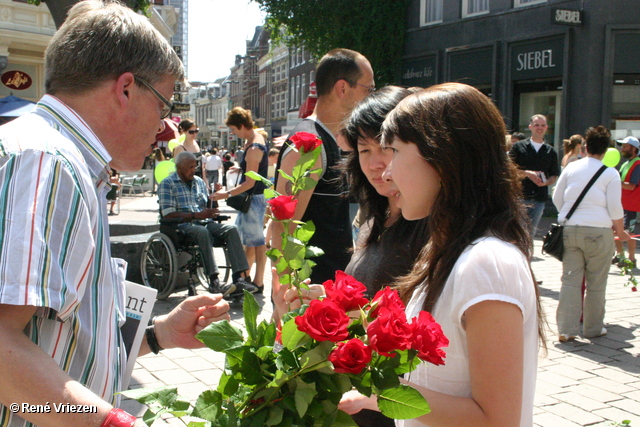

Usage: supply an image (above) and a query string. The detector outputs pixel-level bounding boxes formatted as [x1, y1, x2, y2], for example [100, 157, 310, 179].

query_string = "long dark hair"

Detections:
[343, 86, 415, 245]
[382, 83, 545, 342]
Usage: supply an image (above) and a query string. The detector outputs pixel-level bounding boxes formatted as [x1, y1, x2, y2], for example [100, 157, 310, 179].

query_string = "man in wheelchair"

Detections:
[157, 151, 257, 298]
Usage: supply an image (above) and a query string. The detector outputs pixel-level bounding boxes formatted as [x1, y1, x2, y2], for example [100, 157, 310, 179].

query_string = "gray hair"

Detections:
[175, 151, 196, 165]
[529, 114, 547, 124]
[45, 0, 184, 95]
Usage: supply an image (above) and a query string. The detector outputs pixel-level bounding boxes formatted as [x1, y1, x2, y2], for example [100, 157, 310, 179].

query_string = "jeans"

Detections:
[525, 199, 546, 238]
[178, 221, 249, 276]
[206, 170, 219, 185]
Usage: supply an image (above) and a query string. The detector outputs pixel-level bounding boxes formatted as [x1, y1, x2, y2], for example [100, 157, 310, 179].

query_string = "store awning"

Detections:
[156, 118, 180, 141]
[0, 95, 36, 117]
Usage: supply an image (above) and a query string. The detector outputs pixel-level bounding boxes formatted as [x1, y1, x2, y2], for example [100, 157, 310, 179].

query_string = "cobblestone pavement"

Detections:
[111, 194, 640, 426]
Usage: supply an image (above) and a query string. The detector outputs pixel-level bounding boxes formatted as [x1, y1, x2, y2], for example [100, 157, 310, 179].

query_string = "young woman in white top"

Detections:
[338, 83, 545, 427]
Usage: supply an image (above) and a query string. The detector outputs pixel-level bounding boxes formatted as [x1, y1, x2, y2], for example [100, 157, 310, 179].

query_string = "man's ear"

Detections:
[333, 78, 350, 99]
[115, 72, 136, 108]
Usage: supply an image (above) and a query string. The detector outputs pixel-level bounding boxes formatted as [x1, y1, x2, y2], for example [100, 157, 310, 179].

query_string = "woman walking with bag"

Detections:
[553, 126, 630, 342]
[213, 107, 269, 293]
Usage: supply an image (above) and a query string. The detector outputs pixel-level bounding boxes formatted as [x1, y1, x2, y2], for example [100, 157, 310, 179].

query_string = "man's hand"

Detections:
[154, 294, 230, 350]
[525, 170, 544, 186]
[194, 208, 219, 219]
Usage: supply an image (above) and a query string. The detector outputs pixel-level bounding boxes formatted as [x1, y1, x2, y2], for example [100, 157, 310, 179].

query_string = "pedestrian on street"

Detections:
[553, 126, 630, 342]
[613, 135, 640, 267]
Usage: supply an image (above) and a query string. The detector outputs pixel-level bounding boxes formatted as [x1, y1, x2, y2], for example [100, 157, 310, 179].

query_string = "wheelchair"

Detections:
[140, 215, 232, 300]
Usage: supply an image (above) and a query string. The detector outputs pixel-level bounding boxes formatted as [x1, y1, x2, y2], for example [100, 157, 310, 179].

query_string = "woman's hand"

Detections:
[338, 390, 378, 415]
[211, 191, 227, 201]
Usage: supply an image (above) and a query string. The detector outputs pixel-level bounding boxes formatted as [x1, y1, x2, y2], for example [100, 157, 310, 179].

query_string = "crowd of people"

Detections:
[0, 1, 634, 426]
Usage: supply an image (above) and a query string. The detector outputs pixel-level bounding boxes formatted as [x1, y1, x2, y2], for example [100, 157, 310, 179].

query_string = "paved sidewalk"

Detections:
[111, 194, 640, 426]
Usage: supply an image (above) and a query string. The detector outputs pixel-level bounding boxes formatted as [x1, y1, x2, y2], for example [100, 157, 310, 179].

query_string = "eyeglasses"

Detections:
[188, 129, 199, 134]
[343, 79, 376, 93]
[134, 75, 174, 119]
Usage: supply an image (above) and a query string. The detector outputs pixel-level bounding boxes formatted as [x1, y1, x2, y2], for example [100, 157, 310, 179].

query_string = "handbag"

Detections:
[542, 165, 608, 261]
[226, 171, 255, 214]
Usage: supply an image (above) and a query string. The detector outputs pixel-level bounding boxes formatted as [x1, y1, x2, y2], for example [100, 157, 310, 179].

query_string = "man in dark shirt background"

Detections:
[510, 114, 560, 238]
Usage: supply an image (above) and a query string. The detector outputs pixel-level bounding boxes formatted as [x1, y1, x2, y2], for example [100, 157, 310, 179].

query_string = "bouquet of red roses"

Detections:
[123, 132, 448, 426]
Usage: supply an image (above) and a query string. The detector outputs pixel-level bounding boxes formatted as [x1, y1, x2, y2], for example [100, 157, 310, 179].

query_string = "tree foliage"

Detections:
[253, 0, 411, 86]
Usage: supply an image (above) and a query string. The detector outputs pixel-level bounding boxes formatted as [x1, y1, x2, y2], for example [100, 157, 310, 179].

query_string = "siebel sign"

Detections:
[552, 8, 583, 26]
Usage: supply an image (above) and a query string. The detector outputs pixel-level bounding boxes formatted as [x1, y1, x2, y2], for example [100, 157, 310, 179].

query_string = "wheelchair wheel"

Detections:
[140, 233, 178, 300]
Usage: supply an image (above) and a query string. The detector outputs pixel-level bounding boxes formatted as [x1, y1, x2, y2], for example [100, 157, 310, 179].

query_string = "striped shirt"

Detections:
[157, 172, 209, 217]
[0, 95, 127, 427]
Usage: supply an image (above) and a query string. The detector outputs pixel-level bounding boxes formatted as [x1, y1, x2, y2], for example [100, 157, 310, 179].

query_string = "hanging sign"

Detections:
[2, 70, 32, 90]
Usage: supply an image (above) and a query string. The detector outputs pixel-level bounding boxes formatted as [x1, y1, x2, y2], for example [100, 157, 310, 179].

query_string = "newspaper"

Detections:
[122, 280, 157, 390]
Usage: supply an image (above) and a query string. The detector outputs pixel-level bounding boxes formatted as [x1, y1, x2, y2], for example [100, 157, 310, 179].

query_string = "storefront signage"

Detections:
[401, 56, 437, 88]
[511, 38, 564, 81]
[552, 8, 583, 26]
[173, 102, 190, 111]
[1, 70, 32, 90]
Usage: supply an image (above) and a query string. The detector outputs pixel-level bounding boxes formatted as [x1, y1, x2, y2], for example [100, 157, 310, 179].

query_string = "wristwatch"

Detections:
[227, 191, 232, 198]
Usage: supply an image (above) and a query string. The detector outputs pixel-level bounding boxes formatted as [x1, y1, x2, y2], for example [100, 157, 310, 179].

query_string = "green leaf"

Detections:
[278, 169, 295, 183]
[217, 373, 239, 397]
[257, 320, 277, 348]
[191, 390, 223, 421]
[196, 320, 244, 352]
[243, 292, 260, 345]
[142, 407, 168, 426]
[280, 273, 291, 285]
[263, 187, 279, 200]
[294, 221, 316, 243]
[294, 377, 317, 418]
[378, 384, 431, 419]
[245, 170, 273, 187]
[187, 421, 210, 427]
[281, 317, 312, 351]
[299, 176, 318, 191]
[298, 260, 315, 282]
[275, 256, 289, 275]
[299, 341, 334, 373]
[120, 386, 181, 407]
[265, 406, 284, 426]
[225, 347, 262, 384]
[371, 366, 401, 390]
[305, 245, 324, 258]
[276, 347, 299, 370]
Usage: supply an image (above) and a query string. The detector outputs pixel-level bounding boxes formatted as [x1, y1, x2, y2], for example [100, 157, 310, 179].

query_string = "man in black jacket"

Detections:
[509, 114, 560, 237]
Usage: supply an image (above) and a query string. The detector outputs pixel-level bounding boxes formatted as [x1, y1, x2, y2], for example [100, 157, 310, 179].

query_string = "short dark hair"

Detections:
[584, 126, 611, 156]
[511, 132, 526, 141]
[315, 48, 365, 97]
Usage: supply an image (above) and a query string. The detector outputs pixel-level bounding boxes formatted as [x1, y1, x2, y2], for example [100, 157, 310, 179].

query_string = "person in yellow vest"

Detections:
[613, 136, 640, 267]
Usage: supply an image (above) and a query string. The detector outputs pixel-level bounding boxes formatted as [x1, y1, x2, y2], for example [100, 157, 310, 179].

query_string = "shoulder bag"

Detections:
[226, 170, 255, 214]
[542, 165, 608, 261]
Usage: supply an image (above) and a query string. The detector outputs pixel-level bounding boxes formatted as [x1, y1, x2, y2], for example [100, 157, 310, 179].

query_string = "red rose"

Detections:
[328, 338, 372, 374]
[410, 311, 448, 365]
[289, 132, 322, 153]
[268, 195, 298, 220]
[295, 299, 350, 342]
[323, 271, 369, 312]
[367, 307, 412, 357]
[369, 287, 406, 319]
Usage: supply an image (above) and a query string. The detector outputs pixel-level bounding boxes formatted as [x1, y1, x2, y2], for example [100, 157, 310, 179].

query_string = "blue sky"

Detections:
[188, 0, 266, 82]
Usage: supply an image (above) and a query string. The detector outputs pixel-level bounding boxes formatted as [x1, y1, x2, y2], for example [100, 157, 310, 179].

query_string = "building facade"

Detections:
[402, 0, 640, 153]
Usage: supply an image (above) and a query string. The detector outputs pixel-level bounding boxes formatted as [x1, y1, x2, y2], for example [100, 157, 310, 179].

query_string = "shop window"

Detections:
[514, 0, 546, 7]
[611, 75, 640, 141]
[420, 0, 443, 26]
[462, 0, 489, 18]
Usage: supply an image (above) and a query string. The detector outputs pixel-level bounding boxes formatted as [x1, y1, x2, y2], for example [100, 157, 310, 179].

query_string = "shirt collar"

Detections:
[34, 95, 112, 184]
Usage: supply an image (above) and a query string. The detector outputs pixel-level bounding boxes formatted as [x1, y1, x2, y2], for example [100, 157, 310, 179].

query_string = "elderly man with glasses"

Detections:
[0, 2, 229, 426]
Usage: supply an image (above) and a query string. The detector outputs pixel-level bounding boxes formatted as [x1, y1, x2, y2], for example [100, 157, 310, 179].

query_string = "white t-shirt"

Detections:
[399, 236, 538, 427]
[205, 154, 223, 171]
